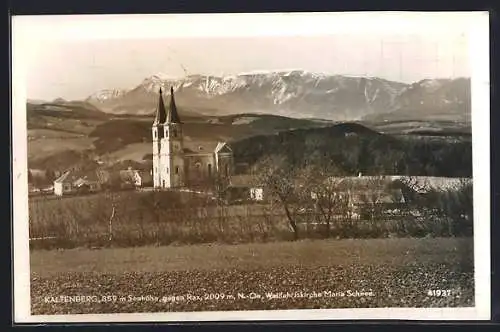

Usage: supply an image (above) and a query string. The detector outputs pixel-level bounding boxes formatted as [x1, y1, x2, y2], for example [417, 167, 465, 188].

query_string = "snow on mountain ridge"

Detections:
[419, 79, 450, 92]
[238, 69, 284, 76]
[83, 70, 469, 122]
[87, 89, 129, 103]
[151, 72, 183, 81]
[126, 70, 409, 110]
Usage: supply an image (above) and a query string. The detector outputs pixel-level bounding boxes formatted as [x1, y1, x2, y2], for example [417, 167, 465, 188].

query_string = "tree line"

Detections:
[231, 124, 472, 177]
[250, 155, 473, 241]
[29, 146, 473, 250]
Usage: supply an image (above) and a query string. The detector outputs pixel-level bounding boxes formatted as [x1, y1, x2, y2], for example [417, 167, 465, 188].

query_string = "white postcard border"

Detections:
[12, 12, 491, 323]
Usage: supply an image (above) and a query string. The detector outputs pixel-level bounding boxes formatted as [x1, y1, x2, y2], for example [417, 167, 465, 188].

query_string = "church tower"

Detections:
[152, 87, 184, 189]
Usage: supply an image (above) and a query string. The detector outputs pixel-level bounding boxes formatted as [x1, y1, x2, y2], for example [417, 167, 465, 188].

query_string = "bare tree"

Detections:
[431, 178, 473, 236]
[212, 170, 231, 204]
[252, 155, 303, 241]
[300, 163, 347, 237]
[211, 172, 230, 236]
[358, 177, 387, 223]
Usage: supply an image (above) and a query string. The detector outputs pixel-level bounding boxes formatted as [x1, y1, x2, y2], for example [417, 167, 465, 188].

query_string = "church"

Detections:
[152, 87, 234, 189]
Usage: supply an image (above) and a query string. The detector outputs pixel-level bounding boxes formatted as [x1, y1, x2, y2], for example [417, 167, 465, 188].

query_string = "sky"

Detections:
[15, 13, 473, 101]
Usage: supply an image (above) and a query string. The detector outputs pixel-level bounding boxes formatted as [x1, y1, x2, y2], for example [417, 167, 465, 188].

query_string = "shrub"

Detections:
[28, 182, 474, 250]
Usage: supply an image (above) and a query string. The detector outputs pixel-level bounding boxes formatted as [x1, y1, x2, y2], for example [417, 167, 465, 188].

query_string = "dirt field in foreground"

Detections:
[30, 237, 474, 314]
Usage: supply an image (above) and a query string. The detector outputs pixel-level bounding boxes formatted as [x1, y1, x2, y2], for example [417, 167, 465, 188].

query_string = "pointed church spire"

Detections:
[154, 87, 167, 124]
[167, 86, 181, 123]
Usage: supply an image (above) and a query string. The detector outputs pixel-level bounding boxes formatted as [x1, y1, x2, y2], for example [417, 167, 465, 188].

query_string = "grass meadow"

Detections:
[29, 189, 472, 250]
[30, 237, 474, 314]
[29, 190, 475, 313]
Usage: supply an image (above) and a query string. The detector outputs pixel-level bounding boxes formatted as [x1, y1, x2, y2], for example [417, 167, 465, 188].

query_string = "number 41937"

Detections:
[427, 289, 452, 297]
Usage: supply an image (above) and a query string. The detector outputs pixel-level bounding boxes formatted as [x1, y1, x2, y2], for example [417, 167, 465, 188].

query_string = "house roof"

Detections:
[226, 174, 468, 197]
[320, 176, 402, 191]
[54, 171, 71, 183]
[119, 169, 136, 182]
[348, 189, 406, 204]
[396, 176, 471, 193]
[228, 175, 401, 190]
[137, 170, 153, 183]
[323, 176, 470, 194]
[118, 168, 153, 183]
[229, 174, 261, 187]
[54, 169, 109, 186]
[183, 141, 231, 155]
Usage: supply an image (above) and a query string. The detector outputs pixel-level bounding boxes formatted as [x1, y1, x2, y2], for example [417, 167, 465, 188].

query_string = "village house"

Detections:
[226, 174, 408, 207]
[119, 167, 153, 188]
[226, 174, 266, 202]
[53, 169, 108, 196]
[28, 183, 41, 196]
[53, 165, 156, 196]
[135, 170, 154, 187]
[396, 176, 471, 194]
[306, 176, 407, 219]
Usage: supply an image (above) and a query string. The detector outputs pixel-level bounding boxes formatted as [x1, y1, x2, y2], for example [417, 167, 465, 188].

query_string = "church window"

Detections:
[208, 164, 212, 176]
[173, 129, 177, 138]
[175, 166, 179, 174]
[166, 167, 169, 174]
[153, 130, 157, 139]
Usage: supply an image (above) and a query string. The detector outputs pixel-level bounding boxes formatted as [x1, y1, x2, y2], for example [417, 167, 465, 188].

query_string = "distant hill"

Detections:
[88, 113, 330, 155]
[30, 150, 93, 172]
[364, 78, 471, 122]
[231, 123, 472, 177]
[26, 103, 330, 172]
[27, 100, 109, 122]
[84, 71, 470, 122]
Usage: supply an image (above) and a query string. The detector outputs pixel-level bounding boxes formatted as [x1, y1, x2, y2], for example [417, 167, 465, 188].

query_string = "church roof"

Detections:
[155, 88, 167, 123]
[154, 87, 167, 124]
[183, 141, 216, 154]
[166, 86, 182, 124]
[183, 141, 231, 155]
[214, 142, 232, 154]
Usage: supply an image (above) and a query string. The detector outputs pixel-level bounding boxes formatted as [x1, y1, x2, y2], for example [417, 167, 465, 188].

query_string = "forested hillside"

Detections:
[231, 123, 472, 177]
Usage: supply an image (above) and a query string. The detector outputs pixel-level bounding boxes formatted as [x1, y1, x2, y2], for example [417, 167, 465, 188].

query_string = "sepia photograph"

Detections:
[12, 12, 490, 322]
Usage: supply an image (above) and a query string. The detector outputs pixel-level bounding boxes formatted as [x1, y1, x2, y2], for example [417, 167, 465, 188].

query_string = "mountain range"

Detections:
[83, 70, 471, 122]
[26, 70, 471, 176]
